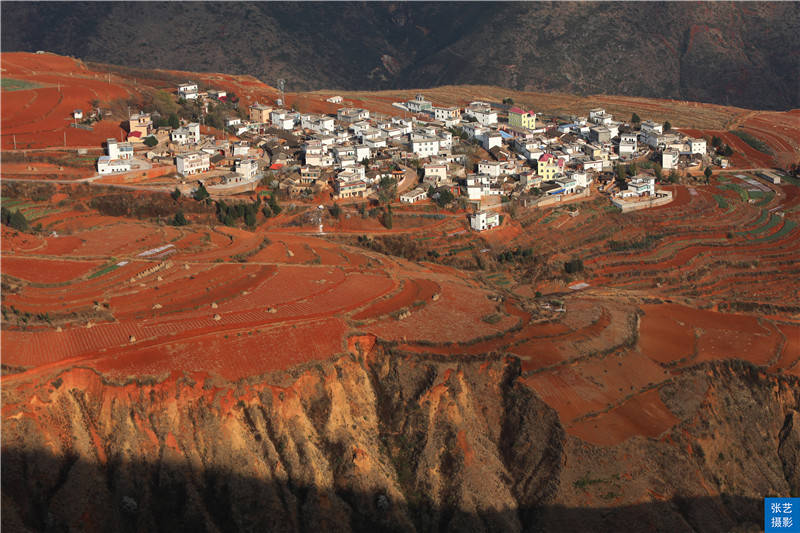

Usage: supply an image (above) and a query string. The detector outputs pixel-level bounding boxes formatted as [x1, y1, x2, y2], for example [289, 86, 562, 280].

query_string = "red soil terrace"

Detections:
[3, 53, 799, 450]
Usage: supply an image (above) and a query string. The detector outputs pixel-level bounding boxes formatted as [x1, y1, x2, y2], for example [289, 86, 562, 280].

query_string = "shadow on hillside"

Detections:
[1, 446, 765, 533]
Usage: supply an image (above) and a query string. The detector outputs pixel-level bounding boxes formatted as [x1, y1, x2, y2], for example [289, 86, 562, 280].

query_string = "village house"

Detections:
[176, 152, 211, 177]
[690, 138, 707, 155]
[590, 126, 611, 143]
[381, 124, 405, 138]
[304, 115, 335, 133]
[73, 109, 83, 120]
[333, 144, 356, 160]
[662, 149, 679, 170]
[477, 160, 504, 178]
[178, 83, 199, 100]
[337, 107, 370, 123]
[583, 160, 604, 172]
[304, 142, 335, 166]
[249, 103, 272, 123]
[326, 95, 343, 104]
[207, 89, 227, 101]
[568, 171, 592, 188]
[270, 110, 297, 130]
[470, 210, 500, 231]
[619, 175, 655, 198]
[464, 102, 498, 126]
[364, 137, 387, 149]
[519, 171, 542, 191]
[516, 139, 544, 161]
[234, 158, 259, 179]
[354, 145, 371, 162]
[478, 131, 503, 151]
[232, 141, 251, 157]
[334, 176, 367, 199]
[97, 156, 131, 174]
[407, 94, 433, 113]
[537, 153, 565, 181]
[410, 134, 440, 158]
[127, 112, 153, 140]
[551, 176, 577, 195]
[433, 106, 461, 122]
[466, 174, 502, 200]
[400, 188, 428, 204]
[640, 120, 663, 136]
[106, 138, 133, 160]
[424, 163, 448, 184]
[508, 107, 537, 130]
[619, 133, 638, 156]
[589, 108, 614, 125]
[299, 166, 321, 185]
[171, 122, 200, 145]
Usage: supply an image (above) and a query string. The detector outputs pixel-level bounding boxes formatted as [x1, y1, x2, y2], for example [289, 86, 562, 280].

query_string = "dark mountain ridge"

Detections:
[2, 2, 798, 110]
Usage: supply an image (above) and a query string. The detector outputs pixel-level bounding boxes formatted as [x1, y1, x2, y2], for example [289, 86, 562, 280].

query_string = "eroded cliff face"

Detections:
[1, 349, 563, 533]
[2, 351, 798, 533]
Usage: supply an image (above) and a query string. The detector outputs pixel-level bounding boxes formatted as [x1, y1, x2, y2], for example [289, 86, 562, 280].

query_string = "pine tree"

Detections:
[172, 211, 188, 226]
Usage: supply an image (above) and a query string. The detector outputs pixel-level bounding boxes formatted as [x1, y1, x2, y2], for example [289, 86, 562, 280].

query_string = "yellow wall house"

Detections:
[508, 107, 536, 129]
[537, 153, 564, 181]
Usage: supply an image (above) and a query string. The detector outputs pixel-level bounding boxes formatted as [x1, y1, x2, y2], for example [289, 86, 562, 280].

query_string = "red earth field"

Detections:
[1, 53, 133, 149]
[2, 53, 799, 451]
[4, 180, 798, 447]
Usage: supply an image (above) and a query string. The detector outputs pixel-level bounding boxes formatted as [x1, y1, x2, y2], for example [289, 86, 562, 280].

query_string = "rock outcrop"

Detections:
[2, 351, 797, 533]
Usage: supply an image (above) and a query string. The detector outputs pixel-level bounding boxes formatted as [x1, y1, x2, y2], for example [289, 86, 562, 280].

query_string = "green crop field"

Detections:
[1, 78, 43, 91]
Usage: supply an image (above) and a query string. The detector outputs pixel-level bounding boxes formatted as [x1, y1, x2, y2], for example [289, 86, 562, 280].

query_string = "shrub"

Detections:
[434, 188, 454, 208]
[382, 209, 393, 229]
[143, 135, 158, 147]
[482, 314, 502, 324]
[193, 183, 210, 202]
[172, 211, 188, 226]
[564, 258, 584, 274]
[267, 195, 282, 215]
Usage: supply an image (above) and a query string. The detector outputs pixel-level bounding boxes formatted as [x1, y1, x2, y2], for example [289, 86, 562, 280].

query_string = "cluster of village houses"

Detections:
[96, 82, 712, 227]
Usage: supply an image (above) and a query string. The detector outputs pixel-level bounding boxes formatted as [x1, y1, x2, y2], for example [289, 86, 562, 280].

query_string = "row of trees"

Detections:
[170, 184, 282, 228]
[1, 207, 28, 231]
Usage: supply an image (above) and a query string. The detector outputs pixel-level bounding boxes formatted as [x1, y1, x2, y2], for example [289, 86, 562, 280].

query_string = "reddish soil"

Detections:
[91, 318, 347, 381]
[3, 52, 798, 454]
[1, 53, 133, 149]
[352, 278, 439, 320]
[567, 389, 680, 446]
[2, 256, 103, 283]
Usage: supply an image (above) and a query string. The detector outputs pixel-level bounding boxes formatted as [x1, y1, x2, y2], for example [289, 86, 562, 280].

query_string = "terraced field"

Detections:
[3, 52, 799, 455]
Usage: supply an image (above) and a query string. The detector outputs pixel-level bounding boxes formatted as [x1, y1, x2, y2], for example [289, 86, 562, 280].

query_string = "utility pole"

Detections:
[13, 135, 17, 150]
[63, 131, 66, 147]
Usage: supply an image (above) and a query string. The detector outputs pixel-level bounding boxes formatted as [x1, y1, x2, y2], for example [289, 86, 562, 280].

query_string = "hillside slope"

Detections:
[2, 349, 798, 532]
[2, 2, 798, 110]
